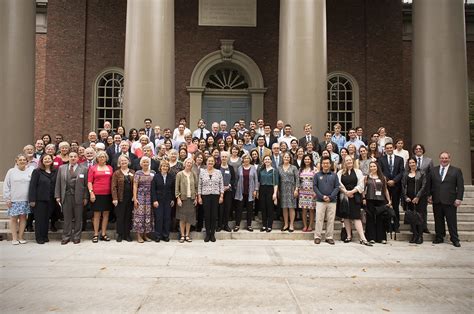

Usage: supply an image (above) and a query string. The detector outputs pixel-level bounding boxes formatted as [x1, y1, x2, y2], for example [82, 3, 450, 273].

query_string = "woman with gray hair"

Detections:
[132, 156, 155, 243]
[175, 158, 198, 242]
[4, 154, 34, 244]
[53, 141, 70, 169]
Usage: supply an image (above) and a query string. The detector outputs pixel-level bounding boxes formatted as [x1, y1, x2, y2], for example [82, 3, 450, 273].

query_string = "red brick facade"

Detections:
[34, 0, 470, 151]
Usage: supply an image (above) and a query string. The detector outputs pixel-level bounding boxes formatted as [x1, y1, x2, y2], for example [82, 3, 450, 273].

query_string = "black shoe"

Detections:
[44, 238, 49, 243]
[162, 237, 170, 242]
[154, 238, 161, 243]
[416, 236, 423, 244]
[409, 234, 416, 244]
[116, 235, 122, 242]
[266, 228, 272, 233]
[453, 241, 461, 247]
[36, 240, 45, 244]
[247, 226, 254, 232]
[281, 226, 289, 232]
[344, 238, 352, 243]
[204, 234, 210, 242]
[423, 228, 430, 234]
[432, 238, 444, 244]
[126, 235, 133, 242]
[260, 227, 267, 232]
[216, 227, 222, 232]
[223, 226, 232, 232]
[210, 234, 216, 242]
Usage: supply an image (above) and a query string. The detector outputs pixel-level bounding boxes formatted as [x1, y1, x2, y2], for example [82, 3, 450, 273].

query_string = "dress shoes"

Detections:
[314, 238, 321, 244]
[453, 241, 461, 248]
[325, 239, 335, 245]
[61, 239, 70, 245]
[116, 235, 122, 242]
[73, 239, 81, 244]
[36, 240, 45, 245]
[415, 236, 423, 245]
[204, 234, 210, 242]
[44, 238, 49, 242]
[210, 234, 216, 242]
[223, 226, 232, 232]
[432, 238, 444, 244]
[126, 235, 133, 242]
[162, 237, 170, 242]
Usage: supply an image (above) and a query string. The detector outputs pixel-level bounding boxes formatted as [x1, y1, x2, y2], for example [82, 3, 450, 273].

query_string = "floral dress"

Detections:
[132, 170, 155, 233]
[299, 169, 316, 209]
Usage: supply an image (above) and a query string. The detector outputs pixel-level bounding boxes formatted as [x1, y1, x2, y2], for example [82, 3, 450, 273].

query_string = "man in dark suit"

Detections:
[260, 124, 277, 149]
[319, 131, 339, 154]
[255, 135, 271, 162]
[132, 145, 159, 173]
[270, 142, 283, 169]
[378, 142, 405, 232]
[355, 126, 368, 146]
[54, 152, 89, 244]
[298, 123, 320, 153]
[106, 134, 123, 164]
[412, 144, 434, 233]
[111, 141, 137, 172]
[428, 151, 464, 247]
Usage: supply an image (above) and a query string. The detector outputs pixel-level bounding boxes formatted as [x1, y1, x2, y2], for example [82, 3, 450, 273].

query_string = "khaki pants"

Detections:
[314, 201, 337, 240]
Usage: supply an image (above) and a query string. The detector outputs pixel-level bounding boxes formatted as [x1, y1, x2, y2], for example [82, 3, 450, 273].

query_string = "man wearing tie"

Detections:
[54, 152, 89, 244]
[111, 141, 137, 172]
[260, 124, 277, 149]
[355, 126, 368, 145]
[412, 144, 434, 233]
[144, 118, 153, 139]
[271, 143, 283, 169]
[106, 134, 123, 164]
[192, 119, 210, 140]
[255, 136, 271, 161]
[379, 142, 405, 232]
[298, 123, 320, 154]
[428, 151, 464, 247]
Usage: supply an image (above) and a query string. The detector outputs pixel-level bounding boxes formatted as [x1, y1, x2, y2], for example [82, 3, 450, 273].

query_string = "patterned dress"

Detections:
[278, 165, 300, 208]
[299, 169, 316, 209]
[132, 170, 155, 233]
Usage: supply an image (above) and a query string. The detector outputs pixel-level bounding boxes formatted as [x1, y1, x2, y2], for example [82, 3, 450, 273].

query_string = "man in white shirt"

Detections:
[344, 128, 365, 152]
[172, 117, 191, 139]
[276, 120, 285, 138]
[192, 119, 210, 140]
[256, 118, 265, 136]
[278, 124, 297, 147]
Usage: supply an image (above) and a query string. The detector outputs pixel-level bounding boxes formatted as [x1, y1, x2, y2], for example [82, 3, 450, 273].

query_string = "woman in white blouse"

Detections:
[3, 154, 34, 245]
[198, 156, 224, 243]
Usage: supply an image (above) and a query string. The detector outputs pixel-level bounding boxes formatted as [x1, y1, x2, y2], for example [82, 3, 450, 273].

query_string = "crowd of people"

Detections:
[3, 118, 465, 247]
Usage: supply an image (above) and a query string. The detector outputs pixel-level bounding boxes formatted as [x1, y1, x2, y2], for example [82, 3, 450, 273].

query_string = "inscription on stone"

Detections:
[199, 0, 257, 27]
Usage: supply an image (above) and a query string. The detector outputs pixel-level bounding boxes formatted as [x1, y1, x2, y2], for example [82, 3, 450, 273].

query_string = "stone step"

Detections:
[1, 229, 473, 242]
[1, 218, 474, 231]
[399, 212, 474, 221]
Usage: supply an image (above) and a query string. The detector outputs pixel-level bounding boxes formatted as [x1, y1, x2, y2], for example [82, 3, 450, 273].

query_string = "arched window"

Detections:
[327, 72, 359, 136]
[204, 68, 249, 90]
[93, 68, 124, 131]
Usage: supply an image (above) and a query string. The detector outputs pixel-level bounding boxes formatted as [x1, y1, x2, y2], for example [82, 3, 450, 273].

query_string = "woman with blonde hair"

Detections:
[337, 155, 371, 246]
[88, 150, 114, 243]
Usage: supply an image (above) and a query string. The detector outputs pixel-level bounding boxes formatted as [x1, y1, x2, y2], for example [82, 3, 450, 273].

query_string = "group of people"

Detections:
[3, 118, 464, 247]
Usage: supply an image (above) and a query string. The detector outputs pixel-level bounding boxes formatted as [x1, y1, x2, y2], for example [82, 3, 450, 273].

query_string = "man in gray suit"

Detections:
[412, 144, 434, 233]
[55, 152, 89, 244]
[428, 151, 464, 247]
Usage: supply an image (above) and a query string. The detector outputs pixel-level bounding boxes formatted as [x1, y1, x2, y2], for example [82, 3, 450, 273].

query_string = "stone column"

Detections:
[278, 0, 327, 138]
[412, 0, 471, 182]
[123, 0, 175, 130]
[0, 0, 36, 179]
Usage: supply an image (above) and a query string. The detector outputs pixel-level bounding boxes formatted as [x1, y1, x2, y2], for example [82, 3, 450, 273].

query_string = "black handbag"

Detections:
[404, 208, 423, 226]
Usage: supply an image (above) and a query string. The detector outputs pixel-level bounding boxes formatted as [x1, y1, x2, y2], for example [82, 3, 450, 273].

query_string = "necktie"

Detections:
[440, 167, 445, 180]
[389, 155, 393, 173]
[307, 136, 310, 142]
[69, 164, 74, 175]
[260, 147, 263, 157]
[116, 145, 119, 154]
[200, 129, 204, 139]
[276, 156, 279, 165]
[417, 157, 421, 169]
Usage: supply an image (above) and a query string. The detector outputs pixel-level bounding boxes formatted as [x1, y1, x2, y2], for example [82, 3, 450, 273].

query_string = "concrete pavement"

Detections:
[1, 240, 473, 313]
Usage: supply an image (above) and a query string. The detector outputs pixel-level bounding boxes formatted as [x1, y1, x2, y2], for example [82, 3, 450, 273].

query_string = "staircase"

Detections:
[1, 181, 473, 242]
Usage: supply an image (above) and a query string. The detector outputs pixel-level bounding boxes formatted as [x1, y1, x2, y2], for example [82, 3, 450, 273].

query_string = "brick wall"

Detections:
[175, 0, 280, 127]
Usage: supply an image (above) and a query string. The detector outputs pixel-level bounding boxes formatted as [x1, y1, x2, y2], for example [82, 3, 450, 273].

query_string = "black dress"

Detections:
[341, 170, 361, 220]
[406, 176, 416, 211]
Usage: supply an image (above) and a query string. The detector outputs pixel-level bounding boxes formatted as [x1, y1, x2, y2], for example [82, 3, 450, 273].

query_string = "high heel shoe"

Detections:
[281, 226, 289, 232]
[360, 240, 373, 246]
[344, 238, 352, 243]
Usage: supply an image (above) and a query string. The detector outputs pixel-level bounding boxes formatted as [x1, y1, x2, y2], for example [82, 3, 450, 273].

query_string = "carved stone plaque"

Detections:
[199, 0, 257, 27]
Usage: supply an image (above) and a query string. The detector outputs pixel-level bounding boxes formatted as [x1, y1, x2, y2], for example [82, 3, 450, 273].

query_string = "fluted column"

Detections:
[0, 0, 36, 178]
[277, 0, 327, 137]
[124, 0, 175, 129]
[412, 0, 471, 182]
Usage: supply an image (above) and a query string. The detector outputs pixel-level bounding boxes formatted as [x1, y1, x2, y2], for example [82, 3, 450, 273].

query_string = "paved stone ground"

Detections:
[1, 239, 473, 313]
